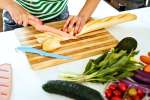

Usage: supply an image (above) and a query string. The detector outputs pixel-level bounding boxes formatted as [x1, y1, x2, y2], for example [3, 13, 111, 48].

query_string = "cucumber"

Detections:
[42, 80, 104, 100]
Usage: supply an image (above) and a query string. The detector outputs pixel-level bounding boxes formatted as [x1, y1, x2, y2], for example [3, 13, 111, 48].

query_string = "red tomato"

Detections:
[123, 95, 132, 100]
[105, 89, 112, 98]
[113, 90, 122, 96]
[137, 88, 144, 98]
[132, 95, 141, 100]
[111, 96, 122, 100]
[118, 81, 128, 92]
[140, 55, 150, 65]
[109, 83, 117, 91]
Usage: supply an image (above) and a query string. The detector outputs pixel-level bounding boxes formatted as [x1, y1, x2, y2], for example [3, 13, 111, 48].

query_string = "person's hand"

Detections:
[63, 16, 86, 36]
[6, 2, 42, 27]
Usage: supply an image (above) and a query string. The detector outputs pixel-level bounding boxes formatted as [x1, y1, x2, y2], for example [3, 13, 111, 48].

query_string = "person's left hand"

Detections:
[62, 16, 86, 36]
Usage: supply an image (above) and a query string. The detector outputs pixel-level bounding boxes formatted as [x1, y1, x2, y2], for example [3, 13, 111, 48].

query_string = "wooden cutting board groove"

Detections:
[15, 21, 118, 70]
[29, 40, 117, 64]
[31, 44, 116, 69]
[28, 38, 117, 59]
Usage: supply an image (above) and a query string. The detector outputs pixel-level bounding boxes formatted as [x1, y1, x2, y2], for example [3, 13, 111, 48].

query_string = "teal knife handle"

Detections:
[16, 46, 72, 60]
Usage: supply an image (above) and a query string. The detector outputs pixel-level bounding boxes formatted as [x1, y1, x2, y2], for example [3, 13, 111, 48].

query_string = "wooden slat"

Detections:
[29, 39, 117, 64]
[15, 21, 118, 70]
[32, 44, 116, 70]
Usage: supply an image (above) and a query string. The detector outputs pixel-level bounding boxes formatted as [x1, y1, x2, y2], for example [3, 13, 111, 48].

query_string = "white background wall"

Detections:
[68, 0, 118, 18]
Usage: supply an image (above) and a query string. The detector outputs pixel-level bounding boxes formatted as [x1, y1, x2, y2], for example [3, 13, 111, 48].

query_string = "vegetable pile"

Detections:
[105, 81, 145, 100]
[127, 51, 150, 95]
[122, 79, 150, 95]
[105, 81, 128, 100]
[61, 37, 143, 83]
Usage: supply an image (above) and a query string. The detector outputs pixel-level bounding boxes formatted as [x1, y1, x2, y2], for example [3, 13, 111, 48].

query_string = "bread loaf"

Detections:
[78, 13, 137, 36]
[35, 13, 137, 51]
[42, 37, 61, 51]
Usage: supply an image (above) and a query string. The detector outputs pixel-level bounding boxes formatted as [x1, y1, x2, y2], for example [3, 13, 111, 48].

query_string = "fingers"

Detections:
[22, 14, 28, 27]
[10, 12, 29, 26]
[28, 15, 43, 25]
[17, 16, 22, 25]
[63, 16, 73, 32]
[67, 17, 78, 33]
[74, 17, 81, 35]
[78, 21, 85, 34]
[63, 16, 86, 36]
[8, 3, 43, 28]
[28, 19, 40, 30]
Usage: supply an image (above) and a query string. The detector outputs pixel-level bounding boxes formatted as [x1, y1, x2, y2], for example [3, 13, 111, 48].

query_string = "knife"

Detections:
[16, 46, 72, 60]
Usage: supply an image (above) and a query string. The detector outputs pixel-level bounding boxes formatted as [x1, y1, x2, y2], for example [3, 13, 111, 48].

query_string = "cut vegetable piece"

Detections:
[42, 37, 61, 51]
[42, 80, 104, 100]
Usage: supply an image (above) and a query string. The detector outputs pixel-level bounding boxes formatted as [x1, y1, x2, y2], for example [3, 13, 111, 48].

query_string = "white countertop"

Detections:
[0, 1, 150, 100]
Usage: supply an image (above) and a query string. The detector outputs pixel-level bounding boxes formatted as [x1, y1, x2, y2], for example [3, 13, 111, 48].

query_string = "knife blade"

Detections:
[16, 46, 72, 60]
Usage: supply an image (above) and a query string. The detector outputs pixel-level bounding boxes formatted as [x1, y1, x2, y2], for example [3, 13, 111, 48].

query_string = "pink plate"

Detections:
[0, 64, 12, 100]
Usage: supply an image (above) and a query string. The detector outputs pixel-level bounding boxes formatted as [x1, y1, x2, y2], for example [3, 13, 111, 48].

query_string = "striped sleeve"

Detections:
[15, 0, 68, 21]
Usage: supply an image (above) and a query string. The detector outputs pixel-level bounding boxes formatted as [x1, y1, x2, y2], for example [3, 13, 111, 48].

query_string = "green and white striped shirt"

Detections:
[15, 0, 68, 21]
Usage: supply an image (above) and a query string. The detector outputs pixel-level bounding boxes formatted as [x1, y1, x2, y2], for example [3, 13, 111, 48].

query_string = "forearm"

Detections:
[78, 0, 100, 22]
[0, 0, 14, 10]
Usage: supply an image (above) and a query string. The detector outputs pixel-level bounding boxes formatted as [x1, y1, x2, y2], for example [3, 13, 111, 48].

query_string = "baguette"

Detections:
[42, 37, 61, 51]
[35, 13, 137, 51]
[78, 13, 137, 36]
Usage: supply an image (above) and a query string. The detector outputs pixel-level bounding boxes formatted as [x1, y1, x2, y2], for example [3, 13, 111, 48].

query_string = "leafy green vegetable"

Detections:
[61, 50, 143, 84]
[61, 37, 142, 84]
[94, 52, 108, 64]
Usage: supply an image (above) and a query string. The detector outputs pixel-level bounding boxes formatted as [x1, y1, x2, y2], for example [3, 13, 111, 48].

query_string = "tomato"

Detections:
[123, 95, 132, 100]
[132, 95, 141, 100]
[144, 65, 150, 72]
[118, 81, 128, 92]
[137, 88, 144, 98]
[113, 90, 122, 96]
[140, 55, 150, 65]
[128, 87, 137, 96]
[109, 83, 117, 91]
[111, 96, 122, 100]
[105, 89, 112, 98]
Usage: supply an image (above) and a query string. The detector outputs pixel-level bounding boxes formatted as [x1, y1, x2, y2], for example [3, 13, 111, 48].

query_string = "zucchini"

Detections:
[42, 80, 104, 100]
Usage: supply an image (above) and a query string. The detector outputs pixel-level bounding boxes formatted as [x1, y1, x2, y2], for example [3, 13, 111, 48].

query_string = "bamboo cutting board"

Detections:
[15, 21, 118, 70]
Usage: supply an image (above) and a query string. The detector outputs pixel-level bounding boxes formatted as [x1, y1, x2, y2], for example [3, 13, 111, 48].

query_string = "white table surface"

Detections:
[0, 1, 150, 100]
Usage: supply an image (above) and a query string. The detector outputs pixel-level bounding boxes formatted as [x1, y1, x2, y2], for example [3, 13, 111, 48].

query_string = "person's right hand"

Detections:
[4, 1, 75, 39]
[6, 2, 42, 27]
